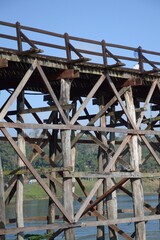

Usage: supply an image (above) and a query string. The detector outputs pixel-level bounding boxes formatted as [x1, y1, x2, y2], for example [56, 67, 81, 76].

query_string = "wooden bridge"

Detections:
[0, 21, 160, 239]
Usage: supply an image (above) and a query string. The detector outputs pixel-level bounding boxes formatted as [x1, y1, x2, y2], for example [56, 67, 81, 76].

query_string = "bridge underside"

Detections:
[0, 24, 160, 240]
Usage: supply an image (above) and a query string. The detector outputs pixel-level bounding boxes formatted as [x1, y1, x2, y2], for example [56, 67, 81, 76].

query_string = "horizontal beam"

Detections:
[1, 121, 160, 136]
[0, 214, 160, 235]
[71, 172, 160, 179]
[7, 104, 75, 115]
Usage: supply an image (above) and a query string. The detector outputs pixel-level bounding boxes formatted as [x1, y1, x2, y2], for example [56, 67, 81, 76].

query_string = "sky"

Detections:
[1, 0, 160, 52]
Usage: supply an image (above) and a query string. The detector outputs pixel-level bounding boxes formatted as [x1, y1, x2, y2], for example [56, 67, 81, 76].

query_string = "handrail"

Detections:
[1, 21, 160, 73]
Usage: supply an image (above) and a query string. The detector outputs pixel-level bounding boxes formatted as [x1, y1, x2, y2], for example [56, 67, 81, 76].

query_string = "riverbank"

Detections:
[14, 178, 160, 200]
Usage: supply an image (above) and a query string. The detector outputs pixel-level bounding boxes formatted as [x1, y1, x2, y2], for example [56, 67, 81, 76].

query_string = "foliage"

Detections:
[24, 234, 51, 240]
[0, 134, 160, 176]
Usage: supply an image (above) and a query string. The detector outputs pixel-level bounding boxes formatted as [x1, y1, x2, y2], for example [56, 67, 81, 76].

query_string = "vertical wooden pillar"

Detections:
[71, 100, 77, 194]
[48, 113, 58, 233]
[97, 97, 105, 240]
[107, 105, 118, 240]
[0, 157, 5, 240]
[60, 79, 75, 240]
[16, 92, 25, 240]
[125, 87, 146, 240]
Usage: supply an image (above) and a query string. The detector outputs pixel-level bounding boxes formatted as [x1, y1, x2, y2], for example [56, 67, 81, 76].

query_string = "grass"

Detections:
[6, 177, 159, 201]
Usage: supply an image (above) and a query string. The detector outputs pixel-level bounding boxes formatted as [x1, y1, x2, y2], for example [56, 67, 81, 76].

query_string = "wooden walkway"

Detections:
[0, 21, 160, 240]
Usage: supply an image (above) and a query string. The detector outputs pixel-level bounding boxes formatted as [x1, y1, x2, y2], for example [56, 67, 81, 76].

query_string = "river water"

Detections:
[6, 194, 160, 239]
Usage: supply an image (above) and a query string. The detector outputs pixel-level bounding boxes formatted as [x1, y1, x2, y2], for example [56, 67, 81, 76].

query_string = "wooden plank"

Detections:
[72, 171, 160, 179]
[3, 121, 160, 135]
[1, 215, 160, 235]
[0, 128, 72, 223]
[0, 59, 37, 121]
[0, 59, 8, 68]
[7, 104, 74, 115]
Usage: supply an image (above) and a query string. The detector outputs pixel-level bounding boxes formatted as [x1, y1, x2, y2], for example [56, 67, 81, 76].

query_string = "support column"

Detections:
[16, 92, 25, 240]
[48, 113, 58, 233]
[97, 97, 106, 240]
[107, 105, 118, 240]
[124, 87, 146, 240]
[0, 157, 5, 240]
[60, 79, 75, 240]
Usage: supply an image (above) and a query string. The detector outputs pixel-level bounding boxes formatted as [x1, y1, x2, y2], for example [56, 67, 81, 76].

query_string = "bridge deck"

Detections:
[0, 48, 159, 103]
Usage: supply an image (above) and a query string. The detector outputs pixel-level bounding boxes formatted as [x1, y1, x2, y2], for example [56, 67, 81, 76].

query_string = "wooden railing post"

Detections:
[101, 40, 107, 67]
[16, 22, 22, 52]
[64, 33, 71, 61]
[138, 46, 144, 73]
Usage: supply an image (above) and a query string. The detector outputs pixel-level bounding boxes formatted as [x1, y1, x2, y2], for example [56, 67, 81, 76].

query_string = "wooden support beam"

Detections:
[0, 214, 160, 236]
[82, 178, 129, 216]
[16, 92, 25, 240]
[0, 157, 5, 240]
[7, 104, 75, 116]
[60, 78, 75, 239]
[0, 128, 72, 223]
[48, 175, 132, 240]
[2, 120, 160, 135]
[49, 69, 79, 80]
[0, 59, 8, 68]
[122, 77, 143, 87]
[124, 87, 146, 240]
[0, 59, 37, 121]
[5, 182, 17, 205]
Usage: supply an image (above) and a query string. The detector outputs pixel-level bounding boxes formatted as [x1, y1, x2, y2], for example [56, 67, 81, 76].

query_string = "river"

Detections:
[6, 194, 160, 239]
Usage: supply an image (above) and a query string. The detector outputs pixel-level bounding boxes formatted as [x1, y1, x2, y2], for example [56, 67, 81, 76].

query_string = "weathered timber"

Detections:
[3, 121, 160, 135]
[60, 78, 75, 239]
[0, 128, 72, 223]
[125, 87, 146, 240]
[1, 215, 160, 236]
[0, 157, 5, 240]
[97, 97, 106, 239]
[16, 92, 25, 240]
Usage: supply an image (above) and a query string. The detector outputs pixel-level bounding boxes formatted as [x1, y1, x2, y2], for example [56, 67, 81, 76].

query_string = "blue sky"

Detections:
[1, 0, 160, 52]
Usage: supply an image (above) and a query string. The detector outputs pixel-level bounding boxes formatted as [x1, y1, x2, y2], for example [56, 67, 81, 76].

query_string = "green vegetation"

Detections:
[1, 134, 160, 200]
[24, 234, 51, 240]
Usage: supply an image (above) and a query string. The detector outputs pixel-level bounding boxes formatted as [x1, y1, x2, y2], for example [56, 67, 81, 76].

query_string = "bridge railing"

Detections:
[1, 21, 160, 73]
